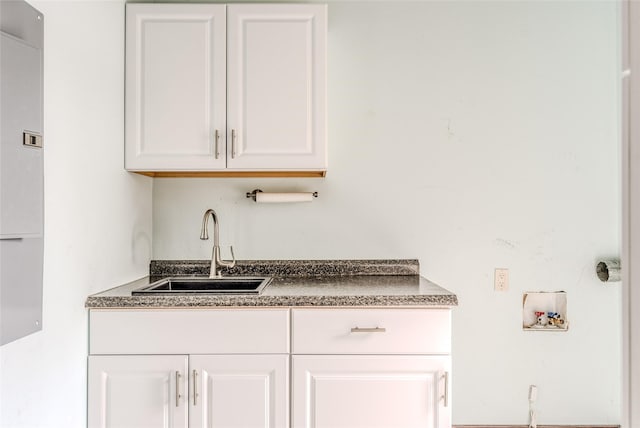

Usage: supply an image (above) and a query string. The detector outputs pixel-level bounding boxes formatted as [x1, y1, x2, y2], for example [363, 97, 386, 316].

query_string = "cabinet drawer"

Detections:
[292, 308, 450, 355]
[90, 308, 289, 355]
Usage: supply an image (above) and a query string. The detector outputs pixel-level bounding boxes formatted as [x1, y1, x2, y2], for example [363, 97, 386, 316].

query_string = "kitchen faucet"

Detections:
[200, 209, 236, 278]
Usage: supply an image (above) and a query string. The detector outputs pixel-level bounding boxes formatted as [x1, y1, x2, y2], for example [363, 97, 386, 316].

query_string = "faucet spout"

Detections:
[200, 209, 236, 278]
[200, 209, 219, 243]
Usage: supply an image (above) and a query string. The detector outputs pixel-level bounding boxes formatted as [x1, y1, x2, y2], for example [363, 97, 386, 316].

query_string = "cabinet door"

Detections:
[292, 355, 450, 428]
[88, 355, 189, 428]
[125, 4, 226, 171]
[227, 4, 327, 171]
[190, 354, 288, 428]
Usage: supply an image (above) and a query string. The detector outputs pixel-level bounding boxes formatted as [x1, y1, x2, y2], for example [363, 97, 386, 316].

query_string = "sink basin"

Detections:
[132, 277, 272, 295]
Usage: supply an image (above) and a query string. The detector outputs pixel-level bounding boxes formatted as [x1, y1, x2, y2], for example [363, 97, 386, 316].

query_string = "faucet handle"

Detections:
[227, 246, 236, 269]
[216, 245, 236, 269]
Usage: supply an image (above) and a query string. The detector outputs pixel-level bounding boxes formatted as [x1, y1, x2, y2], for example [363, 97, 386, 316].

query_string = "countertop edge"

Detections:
[85, 291, 458, 309]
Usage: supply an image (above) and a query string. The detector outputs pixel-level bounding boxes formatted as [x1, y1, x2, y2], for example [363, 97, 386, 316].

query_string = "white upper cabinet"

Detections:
[125, 4, 227, 171]
[125, 3, 327, 177]
[226, 4, 327, 171]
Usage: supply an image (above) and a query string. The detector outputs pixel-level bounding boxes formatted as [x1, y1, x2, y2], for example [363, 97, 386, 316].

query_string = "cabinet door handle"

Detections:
[214, 129, 220, 159]
[175, 371, 182, 407]
[441, 371, 449, 407]
[193, 369, 198, 406]
[350, 327, 386, 333]
[231, 129, 237, 159]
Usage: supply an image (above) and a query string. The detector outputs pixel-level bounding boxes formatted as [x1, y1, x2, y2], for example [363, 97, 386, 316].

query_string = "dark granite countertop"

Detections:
[85, 260, 458, 308]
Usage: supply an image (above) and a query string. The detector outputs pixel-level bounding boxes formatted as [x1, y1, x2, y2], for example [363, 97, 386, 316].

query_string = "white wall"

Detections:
[0, 1, 152, 427]
[153, 1, 622, 424]
[0, 1, 620, 426]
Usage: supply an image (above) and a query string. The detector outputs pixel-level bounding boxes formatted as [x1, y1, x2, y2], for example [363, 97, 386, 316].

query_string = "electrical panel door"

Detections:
[0, 0, 44, 346]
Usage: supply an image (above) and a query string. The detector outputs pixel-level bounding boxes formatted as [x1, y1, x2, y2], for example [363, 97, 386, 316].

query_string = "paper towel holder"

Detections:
[246, 189, 318, 202]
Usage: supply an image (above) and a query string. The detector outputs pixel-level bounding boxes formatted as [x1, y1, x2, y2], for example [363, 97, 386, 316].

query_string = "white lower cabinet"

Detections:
[88, 307, 452, 428]
[290, 308, 452, 428]
[88, 354, 288, 428]
[190, 355, 288, 428]
[88, 355, 189, 428]
[291, 355, 450, 428]
[87, 309, 290, 428]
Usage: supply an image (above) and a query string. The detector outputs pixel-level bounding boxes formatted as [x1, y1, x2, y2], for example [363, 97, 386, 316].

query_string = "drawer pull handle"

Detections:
[350, 327, 386, 333]
[175, 371, 182, 407]
[193, 370, 198, 406]
[441, 371, 449, 407]
[231, 129, 237, 158]
[214, 129, 220, 159]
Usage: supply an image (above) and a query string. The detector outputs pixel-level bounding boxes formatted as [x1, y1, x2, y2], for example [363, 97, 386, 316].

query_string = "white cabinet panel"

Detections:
[227, 4, 326, 170]
[292, 355, 450, 428]
[88, 355, 189, 428]
[125, 4, 226, 170]
[90, 308, 289, 355]
[190, 355, 288, 428]
[292, 308, 451, 355]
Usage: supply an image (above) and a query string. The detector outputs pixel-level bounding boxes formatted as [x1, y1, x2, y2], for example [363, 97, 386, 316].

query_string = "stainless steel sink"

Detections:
[132, 277, 272, 295]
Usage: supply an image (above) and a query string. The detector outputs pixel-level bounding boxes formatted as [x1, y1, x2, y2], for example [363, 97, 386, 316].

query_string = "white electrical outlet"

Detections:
[494, 268, 509, 291]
